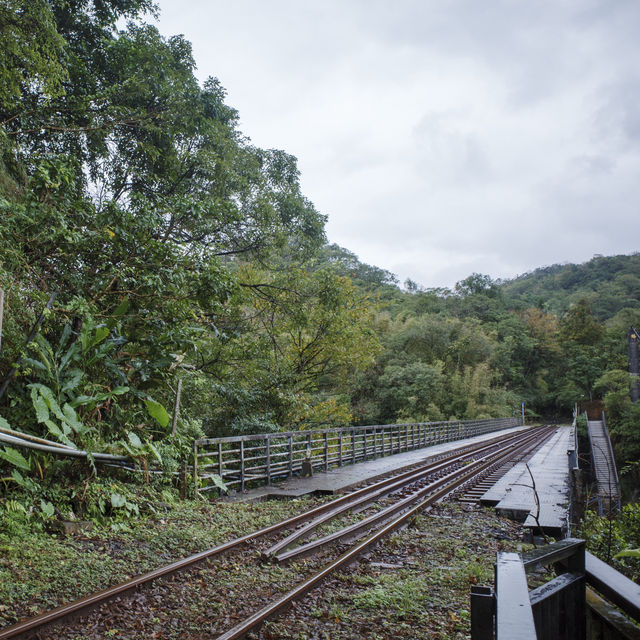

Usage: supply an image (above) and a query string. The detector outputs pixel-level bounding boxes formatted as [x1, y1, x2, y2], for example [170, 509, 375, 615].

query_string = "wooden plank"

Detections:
[530, 572, 585, 640]
[496, 552, 537, 640]
[471, 585, 494, 640]
[523, 538, 584, 573]
[586, 551, 640, 622]
[586, 587, 640, 640]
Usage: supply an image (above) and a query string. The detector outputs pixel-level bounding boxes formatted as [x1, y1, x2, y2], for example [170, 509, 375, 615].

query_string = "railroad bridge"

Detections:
[2, 417, 635, 640]
[196, 418, 576, 538]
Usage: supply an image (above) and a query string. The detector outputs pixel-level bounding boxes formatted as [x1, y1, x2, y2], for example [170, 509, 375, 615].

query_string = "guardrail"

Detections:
[471, 538, 640, 640]
[193, 417, 522, 496]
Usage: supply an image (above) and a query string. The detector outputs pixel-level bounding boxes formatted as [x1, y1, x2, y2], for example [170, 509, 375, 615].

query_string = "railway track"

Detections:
[0, 425, 555, 640]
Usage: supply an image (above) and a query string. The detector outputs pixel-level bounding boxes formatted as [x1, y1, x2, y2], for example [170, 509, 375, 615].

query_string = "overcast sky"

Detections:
[153, 0, 639, 288]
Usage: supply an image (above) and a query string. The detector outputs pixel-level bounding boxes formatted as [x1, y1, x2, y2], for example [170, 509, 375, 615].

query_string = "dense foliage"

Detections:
[502, 253, 640, 319]
[0, 0, 377, 514]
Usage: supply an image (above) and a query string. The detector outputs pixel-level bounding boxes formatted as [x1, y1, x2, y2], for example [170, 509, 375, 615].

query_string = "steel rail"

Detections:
[264, 429, 540, 558]
[0, 426, 539, 640]
[215, 426, 555, 640]
[273, 427, 554, 563]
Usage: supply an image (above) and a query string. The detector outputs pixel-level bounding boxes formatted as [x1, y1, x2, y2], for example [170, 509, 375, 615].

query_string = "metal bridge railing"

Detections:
[193, 416, 522, 496]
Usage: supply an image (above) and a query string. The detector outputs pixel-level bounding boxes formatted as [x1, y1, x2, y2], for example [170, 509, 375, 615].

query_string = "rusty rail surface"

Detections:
[0, 425, 548, 640]
[267, 428, 553, 562]
[215, 426, 555, 640]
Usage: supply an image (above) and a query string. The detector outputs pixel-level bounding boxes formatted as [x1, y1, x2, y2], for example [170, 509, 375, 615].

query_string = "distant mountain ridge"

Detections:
[500, 253, 640, 319]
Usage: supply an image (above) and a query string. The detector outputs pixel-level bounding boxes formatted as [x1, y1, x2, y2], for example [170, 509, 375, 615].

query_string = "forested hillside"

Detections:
[325, 247, 640, 469]
[501, 253, 640, 319]
[0, 0, 639, 523]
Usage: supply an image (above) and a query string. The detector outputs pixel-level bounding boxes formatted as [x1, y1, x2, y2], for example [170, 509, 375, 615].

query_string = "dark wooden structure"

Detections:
[471, 538, 640, 640]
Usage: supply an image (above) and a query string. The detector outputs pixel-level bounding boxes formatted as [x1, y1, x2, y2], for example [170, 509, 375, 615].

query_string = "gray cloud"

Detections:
[154, 0, 640, 288]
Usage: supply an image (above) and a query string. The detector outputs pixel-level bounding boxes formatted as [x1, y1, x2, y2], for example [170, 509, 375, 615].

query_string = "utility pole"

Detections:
[629, 327, 640, 403]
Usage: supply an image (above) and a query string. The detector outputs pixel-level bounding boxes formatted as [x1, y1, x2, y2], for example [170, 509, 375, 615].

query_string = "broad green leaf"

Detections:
[615, 549, 640, 559]
[107, 299, 130, 329]
[68, 394, 96, 408]
[111, 492, 126, 508]
[0, 447, 31, 471]
[147, 440, 162, 463]
[57, 323, 73, 354]
[11, 469, 26, 487]
[31, 384, 66, 421]
[44, 420, 75, 447]
[61, 368, 84, 395]
[40, 500, 55, 518]
[80, 320, 93, 353]
[62, 403, 86, 434]
[209, 474, 228, 493]
[121, 441, 138, 458]
[0, 416, 11, 430]
[21, 357, 48, 371]
[111, 386, 129, 396]
[144, 398, 170, 428]
[93, 326, 110, 347]
[127, 431, 143, 449]
[30, 386, 50, 423]
[59, 341, 80, 371]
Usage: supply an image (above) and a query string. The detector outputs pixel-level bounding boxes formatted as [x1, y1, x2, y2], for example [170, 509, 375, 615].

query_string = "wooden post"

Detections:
[240, 440, 245, 492]
[193, 440, 199, 499]
[496, 553, 536, 640]
[338, 431, 343, 467]
[288, 435, 293, 477]
[171, 378, 182, 437]
[471, 585, 495, 640]
[323, 431, 328, 471]
[266, 436, 271, 485]
[180, 459, 188, 499]
[218, 441, 223, 477]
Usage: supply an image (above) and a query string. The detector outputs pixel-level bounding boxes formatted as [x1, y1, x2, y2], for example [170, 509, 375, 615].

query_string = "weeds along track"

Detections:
[0, 426, 555, 640]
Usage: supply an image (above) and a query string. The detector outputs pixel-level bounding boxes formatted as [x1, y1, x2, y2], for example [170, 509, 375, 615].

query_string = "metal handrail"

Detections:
[601, 410, 620, 488]
[194, 417, 521, 495]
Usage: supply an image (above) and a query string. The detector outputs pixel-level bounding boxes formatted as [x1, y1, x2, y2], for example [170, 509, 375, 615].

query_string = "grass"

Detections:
[0, 488, 320, 628]
[0, 487, 527, 640]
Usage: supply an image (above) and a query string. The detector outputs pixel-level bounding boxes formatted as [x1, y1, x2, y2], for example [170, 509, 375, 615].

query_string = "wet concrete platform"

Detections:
[227, 425, 528, 502]
[480, 426, 573, 534]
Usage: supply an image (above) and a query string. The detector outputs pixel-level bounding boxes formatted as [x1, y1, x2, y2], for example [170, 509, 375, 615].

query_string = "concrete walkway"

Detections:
[480, 425, 573, 534]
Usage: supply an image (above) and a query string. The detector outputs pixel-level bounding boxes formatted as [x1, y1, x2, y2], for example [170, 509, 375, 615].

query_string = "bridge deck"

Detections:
[226, 425, 528, 502]
[480, 426, 573, 534]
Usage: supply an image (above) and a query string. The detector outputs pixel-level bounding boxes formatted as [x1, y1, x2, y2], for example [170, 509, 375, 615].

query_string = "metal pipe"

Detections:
[0, 423, 76, 450]
[0, 432, 128, 462]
